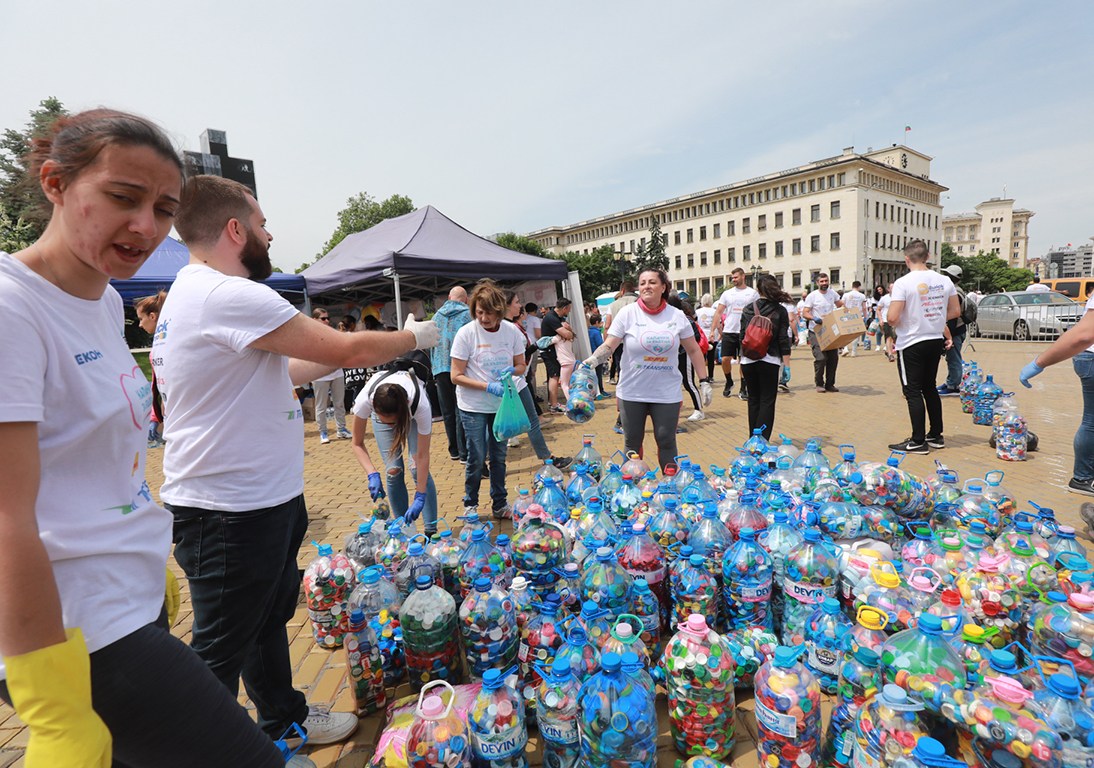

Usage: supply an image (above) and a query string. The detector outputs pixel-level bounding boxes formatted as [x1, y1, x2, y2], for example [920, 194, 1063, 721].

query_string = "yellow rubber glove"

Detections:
[165, 567, 181, 627]
[5, 628, 111, 767]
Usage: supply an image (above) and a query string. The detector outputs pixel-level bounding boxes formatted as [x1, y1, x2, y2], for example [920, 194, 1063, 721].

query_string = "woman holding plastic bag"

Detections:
[349, 367, 439, 536]
[583, 268, 713, 471]
[452, 280, 529, 520]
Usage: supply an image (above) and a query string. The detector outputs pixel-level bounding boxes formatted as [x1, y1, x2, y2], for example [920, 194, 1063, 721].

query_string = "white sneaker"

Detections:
[463, 505, 478, 517]
[688, 411, 705, 422]
[300, 706, 358, 745]
[319, 431, 330, 444]
[287, 756, 317, 768]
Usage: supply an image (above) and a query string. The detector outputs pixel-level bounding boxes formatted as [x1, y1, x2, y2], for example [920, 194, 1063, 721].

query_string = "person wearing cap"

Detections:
[937, 264, 968, 397]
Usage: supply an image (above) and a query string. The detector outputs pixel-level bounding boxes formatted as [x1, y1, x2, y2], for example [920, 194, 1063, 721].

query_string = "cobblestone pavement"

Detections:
[0, 340, 1087, 767]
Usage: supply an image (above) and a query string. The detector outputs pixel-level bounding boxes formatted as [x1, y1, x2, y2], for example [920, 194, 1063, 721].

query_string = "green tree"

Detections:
[0, 98, 68, 252]
[633, 217, 668, 275]
[306, 192, 415, 271]
[494, 232, 550, 258]
[555, 245, 625, 300]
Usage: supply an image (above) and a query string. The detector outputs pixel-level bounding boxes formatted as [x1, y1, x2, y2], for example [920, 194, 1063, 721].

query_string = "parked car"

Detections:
[968, 291, 1084, 340]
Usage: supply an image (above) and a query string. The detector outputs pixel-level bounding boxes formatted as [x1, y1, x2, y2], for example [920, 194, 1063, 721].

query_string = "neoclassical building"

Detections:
[942, 198, 1034, 268]
[527, 145, 948, 296]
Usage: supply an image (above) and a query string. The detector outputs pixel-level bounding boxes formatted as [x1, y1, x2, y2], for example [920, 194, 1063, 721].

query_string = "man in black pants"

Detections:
[886, 239, 960, 454]
[802, 272, 844, 393]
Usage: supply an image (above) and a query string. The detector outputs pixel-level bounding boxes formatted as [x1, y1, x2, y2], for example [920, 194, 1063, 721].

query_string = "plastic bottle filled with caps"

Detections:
[517, 596, 566, 720]
[803, 597, 851, 694]
[577, 652, 657, 768]
[782, 528, 839, 645]
[535, 656, 581, 768]
[460, 576, 519, 682]
[468, 667, 528, 768]
[852, 683, 928, 768]
[400, 573, 463, 691]
[344, 608, 387, 716]
[754, 645, 822, 768]
[303, 542, 356, 648]
[407, 680, 473, 768]
[661, 614, 736, 759]
[821, 645, 879, 765]
[722, 526, 775, 632]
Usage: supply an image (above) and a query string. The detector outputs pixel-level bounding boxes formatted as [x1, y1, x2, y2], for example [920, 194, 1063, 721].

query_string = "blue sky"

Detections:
[3, 0, 1091, 272]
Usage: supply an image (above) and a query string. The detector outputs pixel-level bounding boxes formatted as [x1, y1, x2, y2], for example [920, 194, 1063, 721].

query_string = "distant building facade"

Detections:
[941, 198, 1033, 268]
[526, 145, 947, 296]
[1039, 242, 1094, 279]
[183, 129, 258, 197]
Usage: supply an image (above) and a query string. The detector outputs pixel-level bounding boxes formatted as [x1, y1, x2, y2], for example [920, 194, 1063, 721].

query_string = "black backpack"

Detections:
[959, 289, 977, 324]
[366, 366, 423, 414]
[382, 351, 433, 387]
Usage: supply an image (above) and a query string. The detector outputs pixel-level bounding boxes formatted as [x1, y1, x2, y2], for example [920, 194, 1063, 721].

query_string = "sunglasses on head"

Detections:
[319, 316, 330, 321]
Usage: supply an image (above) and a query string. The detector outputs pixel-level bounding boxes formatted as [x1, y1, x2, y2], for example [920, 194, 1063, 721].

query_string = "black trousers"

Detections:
[896, 338, 946, 442]
[168, 494, 311, 738]
[435, 371, 466, 460]
[0, 609, 285, 767]
[808, 330, 839, 388]
[741, 360, 780, 440]
[704, 347, 717, 380]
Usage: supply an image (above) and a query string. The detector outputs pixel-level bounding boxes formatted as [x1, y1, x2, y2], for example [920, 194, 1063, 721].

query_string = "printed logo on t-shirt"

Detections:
[153, 319, 168, 341]
[120, 366, 154, 430]
[917, 283, 930, 295]
[283, 389, 303, 420]
[75, 349, 104, 365]
[476, 347, 512, 378]
[640, 330, 674, 356]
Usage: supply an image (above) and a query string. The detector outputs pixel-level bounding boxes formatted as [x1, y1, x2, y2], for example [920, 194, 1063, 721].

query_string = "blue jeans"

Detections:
[945, 331, 966, 390]
[518, 385, 552, 461]
[460, 409, 509, 511]
[1074, 351, 1094, 481]
[372, 415, 439, 532]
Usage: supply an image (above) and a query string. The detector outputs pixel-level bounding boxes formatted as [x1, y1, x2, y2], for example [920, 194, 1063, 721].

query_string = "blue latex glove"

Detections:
[486, 381, 504, 397]
[404, 492, 427, 524]
[497, 366, 516, 379]
[367, 471, 385, 500]
[1019, 360, 1044, 388]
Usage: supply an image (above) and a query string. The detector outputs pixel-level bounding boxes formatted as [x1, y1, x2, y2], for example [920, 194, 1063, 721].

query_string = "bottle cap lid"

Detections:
[408, 542, 423, 556]
[685, 614, 708, 634]
[415, 575, 432, 590]
[1069, 593, 1094, 610]
[1048, 672, 1080, 698]
[471, 529, 486, 541]
[918, 613, 943, 634]
[615, 622, 633, 639]
[601, 652, 621, 672]
[421, 695, 444, 718]
[689, 554, 705, 566]
[475, 577, 491, 592]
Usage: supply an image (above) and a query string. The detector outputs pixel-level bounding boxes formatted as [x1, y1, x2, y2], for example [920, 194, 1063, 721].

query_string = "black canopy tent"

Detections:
[301, 205, 568, 321]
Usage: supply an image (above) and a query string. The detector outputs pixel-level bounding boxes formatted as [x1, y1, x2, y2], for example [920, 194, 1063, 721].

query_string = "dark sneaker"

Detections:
[925, 434, 945, 449]
[778, 384, 790, 393]
[676, 425, 688, 434]
[937, 386, 960, 397]
[551, 455, 573, 470]
[723, 384, 733, 398]
[738, 391, 749, 401]
[1068, 478, 1094, 498]
[613, 424, 624, 434]
[825, 386, 840, 393]
[888, 438, 929, 454]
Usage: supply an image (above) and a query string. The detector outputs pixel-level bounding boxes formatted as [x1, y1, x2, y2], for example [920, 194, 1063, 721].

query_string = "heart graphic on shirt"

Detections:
[477, 348, 512, 379]
[120, 365, 153, 430]
[639, 330, 674, 356]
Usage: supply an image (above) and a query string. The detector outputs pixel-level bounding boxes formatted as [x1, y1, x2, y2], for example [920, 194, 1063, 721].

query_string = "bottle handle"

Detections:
[416, 679, 456, 718]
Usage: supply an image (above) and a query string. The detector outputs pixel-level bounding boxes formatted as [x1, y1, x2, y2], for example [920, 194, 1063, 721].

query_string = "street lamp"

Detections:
[749, 264, 764, 286]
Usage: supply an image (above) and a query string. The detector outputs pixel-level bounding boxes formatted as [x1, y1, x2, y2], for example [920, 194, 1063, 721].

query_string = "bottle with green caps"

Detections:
[401, 572, 462, 691]
[879, 612, 964, 716]
[661, 613, 736, 759]
[396, 541, 443, 599]
[459, 576, 518, 683]
[348, 566, 404, 686]
[344, 608, 386, 715]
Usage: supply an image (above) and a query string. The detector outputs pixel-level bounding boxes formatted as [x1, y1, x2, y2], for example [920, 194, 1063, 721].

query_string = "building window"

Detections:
[838, 173, 845, 186]
[792, 238, 802, 255]
[687, 253, 694, 267]
[713, 223, 721, 238]
[792, 271, 802, 288]
[875, 232, 879, 248]
[675, 281, 684, 292]
[749, 193, 755, 205]
[743, 245, 751, 261]
[830, 201, 840, 219]
[687, 229, 694, 244]
[811, 235, 821, 252]
[758, 214, 767, 231]
[830, 232, 840, 250]
[675, 255, 682, 269]
[699, 226, 707, 241]
[775, 240, 784, 257]
[701, 278, 710, 295]
[811, 204, 821, 223]
[775, 211, 784, 228]
[792, 209, 802, 225]
[688, 279, 697, 296]
[674, 231, 681, 246]
[714, 276, 725, 292]
[742, 218, 751, 234]
[700, 252, 707, 266]
[957, 246, 963, 253]
[727, 221, 735, 236]
[809, 179, 816, 192]
[775, 273, 784, 287]
[728, 248, 735, 262]
[758, 243, 767, 259]
[831, 268, 840, 284]
[713, 249, 721, 265]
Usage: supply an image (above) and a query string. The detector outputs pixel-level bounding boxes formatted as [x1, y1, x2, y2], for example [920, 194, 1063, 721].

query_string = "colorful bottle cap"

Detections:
[421, 695, 444, 718]
[821, 597, 841, 614]
[471, 529, 486, 541]
[853, 646, 879, 667]
[684, 614, 708, 634]
[917, 613, 943, 634]
[415, 575, 432, 590]
[1048, 673, 1080, 699]
[989, 650, 1017, 672]
[1069, 593, 1094, 610]
[474, 577, 491, 592]
[601, 652, 621, 672]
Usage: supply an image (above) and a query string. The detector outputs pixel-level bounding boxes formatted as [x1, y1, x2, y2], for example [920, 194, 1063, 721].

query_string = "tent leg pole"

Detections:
[394, 274, 403, 330]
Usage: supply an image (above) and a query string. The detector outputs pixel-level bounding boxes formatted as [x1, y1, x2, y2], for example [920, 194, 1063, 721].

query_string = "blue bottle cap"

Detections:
[407, 543, 423, 556]
[633, 579, 649, 593]
[689, 554, 705, 567]
[679, 546, 694, 558]
[361, 567, 380, 585]
[1046, 590, 1068, 603]
[601, 652, 621, 672]
[474, 577, 491, 592]
[596, 546, 613, 559]
[471, 529, 486, 541]
[497, 535, 509, 546]
[850, 472, 863, 483]
[853, 646, 879, 667]
[989, 650, 1017, 672]
[620, 650, 640, 668]
[773, 646, 800, 668]
[349, 609, 366, 625]
[913, 738, 946, 761]
[1048, 673, 1080, 699]
[551, 656, 571, 676]
[918, 613, 943, 634]
[664, 498, 677, 509]
[415, 575, 432, 590]
[739, 527, 755, 540]
[803, 529, 821, 542]
[822, 597, 841, 614]
[358, 521, 372, 534]
[519, 488, 530, 496]
[881, 683, 907, 705]
[482, 668, 503, 688]
[315, 543, 334, 557]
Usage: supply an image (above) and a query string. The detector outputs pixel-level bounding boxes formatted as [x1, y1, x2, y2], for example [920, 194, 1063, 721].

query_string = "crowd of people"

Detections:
[4, 106, 1093, 768]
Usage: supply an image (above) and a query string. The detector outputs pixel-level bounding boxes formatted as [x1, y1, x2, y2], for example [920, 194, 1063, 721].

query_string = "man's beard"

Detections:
[241, 225, 272, 282]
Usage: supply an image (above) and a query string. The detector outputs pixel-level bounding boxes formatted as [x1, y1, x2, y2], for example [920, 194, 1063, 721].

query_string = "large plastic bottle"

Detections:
[630, 578, 661, 653]
[344, 608, 387, 715]
[581, 546, 634, 620]
[722, 527, 774, 631]
[303, 542, 356, 648]
[609, 474, 643, 524]
[509, 505, 569, 585]
[888, 738, 968, 768]
[782, 528, 839, 644]
[517, 596, 566, 718]
[460, 576, 519, 682]
[575, 496, 620, 550]
[620, 452, 651, 481]
[468, 667, 528, 768]
[879, 613, 965, 715]
[724, 490, 768, 541]
[852, 684, 929, 768]
[683, 469, 719, 504]
[377, 518, 413, 575]
[648, 497, 691, 556]
[458, 509, 493, 545]
[973, 374, 1004, 426]
[564, 464, 597, 508]
[793, 438, 830, 471]
[1032, 673, 1094, 768]
[535, 656, 581, 768]
[949, 480, 1001, 537]
[510, 488, 535, 528]
[673, 457, 697, 494]
[754, 646, 822, 768]
[617, 523, 668, 629]
[575, 435, 603, 482]
[554, 562, 583, 615]
[574, 599, 613, 650]
[822, 645, 880, 765]
[407, 681, 473, 768]
[533, 477, 569, 524]
[674, 554, 720, 626]
[577, 652, 657, 768]
[533, 457, 564, 495]
[661, 614, 737, 758]
[756, 511, 804, 631]
[554, 623, 599, 683]
[427, 529, 466, 599]
[601, 615, 651, 666]
[396, 541, 444, 599]
[400, 573, 463, 690]
[803, 597, 852, 694]
[565, 364, 597, 424]
[344, 519, 383, 573]
[458, 529, 507, 598]
[832, 445, 859, 487]
[348, 566, 404, 686]
[960, 363, 982, 414]
[743, 427, 771, 457]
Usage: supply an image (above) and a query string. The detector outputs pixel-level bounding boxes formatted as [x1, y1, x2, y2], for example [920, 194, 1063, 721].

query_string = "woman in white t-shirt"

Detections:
[350, 369, 438, 535]
[451, 280, 528, 519]
[696, 294, 718, 380]
[583, 269, 712, 471]
[0, 110, 290, 766]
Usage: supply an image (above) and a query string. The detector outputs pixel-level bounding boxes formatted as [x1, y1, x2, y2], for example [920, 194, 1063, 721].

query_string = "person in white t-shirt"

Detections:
[1026, 277, 1051, 292]
[696, 293, 718, 380]
[840, 281, 869, 357]
[802, 272, 846, 392]
[711, 268, 760, 399]
[584, 269, 712, 471]
[522, 302, 542, 396]
[0, 110, 304, 767]
[885, 239, 959, 454]
[350, 369, 438, 533]
[876, 284, 896, 360]
[451, 280, 529, 519]
[309, 307, 348, 443]
[155, 175, 438, 751]
[795, 289, 810, 345]
[1019, 292, 1094, 499]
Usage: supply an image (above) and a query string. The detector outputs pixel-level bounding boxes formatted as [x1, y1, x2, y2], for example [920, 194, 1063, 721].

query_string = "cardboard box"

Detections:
[814, 309, 868, 351]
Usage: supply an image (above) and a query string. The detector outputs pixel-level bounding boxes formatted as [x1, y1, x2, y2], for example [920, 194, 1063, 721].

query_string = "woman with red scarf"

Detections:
[584, 268, 712, 470]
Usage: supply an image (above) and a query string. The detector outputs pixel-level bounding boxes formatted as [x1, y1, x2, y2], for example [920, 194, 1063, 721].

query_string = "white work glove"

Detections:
[404, 314, 439, 350]
[584, 345, 612, 368]
[700, 380, 713, 407]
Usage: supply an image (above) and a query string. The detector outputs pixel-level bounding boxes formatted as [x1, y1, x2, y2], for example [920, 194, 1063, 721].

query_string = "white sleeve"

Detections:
[414, 392, 433, 435]
[351, 388, 374, 421]
[450, 324, 473, 361]
[891, 280, 909, 303]
[0, 303, 46, 423]
[200, 279, 300, 354]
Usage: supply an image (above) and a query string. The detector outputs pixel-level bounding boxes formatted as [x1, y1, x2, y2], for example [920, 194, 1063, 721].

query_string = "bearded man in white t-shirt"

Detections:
[802, 272, 845, 392]
[154, 176, 439, 750]
[711, 267, 760, 399]
[840, 280, 868, 357]
[885, 239, 959, 455]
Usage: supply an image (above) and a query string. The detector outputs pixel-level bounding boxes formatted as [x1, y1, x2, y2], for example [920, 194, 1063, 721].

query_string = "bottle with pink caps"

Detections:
[661, 614, 736, 759]
[407, 680, 473, 768]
